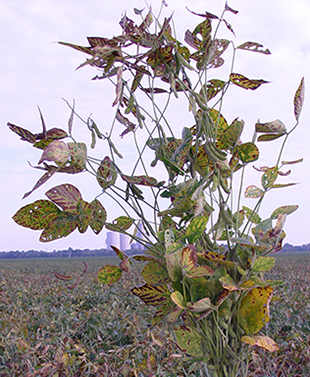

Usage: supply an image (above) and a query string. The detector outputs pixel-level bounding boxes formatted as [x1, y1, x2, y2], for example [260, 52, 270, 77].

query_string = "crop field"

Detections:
[0, 253, 309, 377]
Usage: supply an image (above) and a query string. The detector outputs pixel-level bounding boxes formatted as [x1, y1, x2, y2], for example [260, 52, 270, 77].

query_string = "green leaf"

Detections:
[294, 77, 305, 121]
[39, 212, 79, 242]
[237, 42, 271, 55]
[238, 286, 273, 336]
[97, 265, 123, 285]
[242, 206, 261, 224]
[105, 216, 134, 232]
[244, 185, 264, 198]
[12, 200, 61, 230]
[230, 73, 269, 90]
[236, 142, 259, 163]
[45, 183, 82, 211]
[255, 119, 286, 133]
[252, 256, 275, 272]
[131, 284, 170, 306]
[97, 156, 117, 189]
[271, 205, 298, 219]
[141, 260, 169, 286]
[89, 199, 106, 235]
[185, 216, 209, 243]
[173, 325, 203, 357]
[261, 166, 278, 190]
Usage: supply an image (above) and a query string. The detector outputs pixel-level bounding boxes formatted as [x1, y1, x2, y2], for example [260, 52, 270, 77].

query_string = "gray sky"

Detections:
[1, 0, 309, 251]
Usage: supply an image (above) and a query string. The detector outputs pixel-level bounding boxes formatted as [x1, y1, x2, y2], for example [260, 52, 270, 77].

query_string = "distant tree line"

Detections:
[281, 243, 310, 252]
[1, 243, 309, 259]
[0, 246, 145, 259]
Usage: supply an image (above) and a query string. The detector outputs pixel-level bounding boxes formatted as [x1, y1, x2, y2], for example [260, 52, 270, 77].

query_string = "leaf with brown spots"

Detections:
[238, 286, 273, 335]
[131, 284, 171, 306]
[12, 200, 61, 230]
[230, 73, 269, 90]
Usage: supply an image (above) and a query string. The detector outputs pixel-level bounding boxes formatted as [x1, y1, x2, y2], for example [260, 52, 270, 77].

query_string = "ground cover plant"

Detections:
[0, 254, 309, 376]
[7, 1, 305, 376]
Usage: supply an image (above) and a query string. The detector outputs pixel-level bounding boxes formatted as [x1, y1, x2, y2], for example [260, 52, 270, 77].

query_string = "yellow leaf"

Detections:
[241, 335, 279, 352]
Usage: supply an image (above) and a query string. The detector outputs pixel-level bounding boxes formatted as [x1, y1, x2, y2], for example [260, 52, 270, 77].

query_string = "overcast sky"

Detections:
[1, 0, 309, 252]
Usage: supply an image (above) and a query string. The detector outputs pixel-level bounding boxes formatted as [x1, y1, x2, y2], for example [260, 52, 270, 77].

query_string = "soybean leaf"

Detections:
[252, 256, 275, 272]
[241, 336, 279, 352]
[237, 42, 271, 55]
[121, 174, 158, 186]
[238, 286, 273, 336]
[22, 167, 58, 199]
[131, 284, 171, 306]
[105, 216, 134, 232]
[97, 156, 117, 189]
[151, 301, 175, 326]
[186, 216, 209, 244]
[236, 142, 259, 163]
[76, 200, 93, 233]
[271, 205, 298, 219]
[261, 167, 278, 190]
[89, 199, 106, 234]
[257, 133, 285, 142]
[216, 118, 244, 149]
[282, 158, 303, 165]
[141, 260, 169, 286]
[7, 123, 36, 143]
[242, 206, 261, 224]
[45, 183, 82, 211]
[38, 140, 70, 164]
[294, 77, 305, 121]
[200, 79, 225, 101]
[12, 200, 61, 230]
[173, 325, 204, 357]
[230, 73, 269, 90]
[255, 119, 286, 133]
[244, 185, 264, 199]
[39, 212, 79, 242]
[97, 265, 122, 285]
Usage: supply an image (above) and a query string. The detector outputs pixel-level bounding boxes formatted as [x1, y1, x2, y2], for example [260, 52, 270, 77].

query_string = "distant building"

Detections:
[120, 233, 131, 251]
[106, 232, 120, 250]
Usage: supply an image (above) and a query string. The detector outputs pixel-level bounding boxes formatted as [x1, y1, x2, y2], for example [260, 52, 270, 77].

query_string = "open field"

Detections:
[0, 253, 309, 376]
